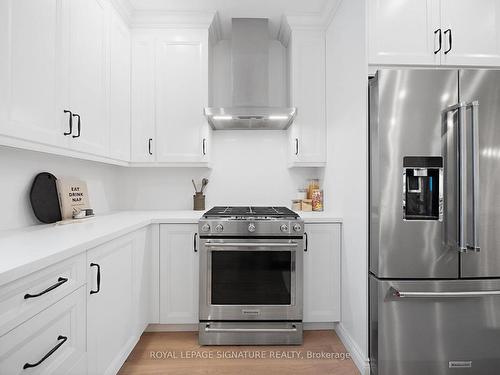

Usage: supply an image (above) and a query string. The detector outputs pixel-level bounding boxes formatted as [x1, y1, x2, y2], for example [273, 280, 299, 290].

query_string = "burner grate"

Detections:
[203, 206, 298, 219]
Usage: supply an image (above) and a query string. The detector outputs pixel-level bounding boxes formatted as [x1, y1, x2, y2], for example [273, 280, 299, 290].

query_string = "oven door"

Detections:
[199, 238, 303, 321]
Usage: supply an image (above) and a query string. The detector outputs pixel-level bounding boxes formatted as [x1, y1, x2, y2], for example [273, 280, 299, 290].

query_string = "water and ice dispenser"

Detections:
[403, 156, 443, 221]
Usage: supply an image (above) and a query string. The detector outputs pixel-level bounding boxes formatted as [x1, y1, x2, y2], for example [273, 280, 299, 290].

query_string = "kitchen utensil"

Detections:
[192, 179, 199, 193]
[29, 172, 62, 224]
[201, 178, 209, 193]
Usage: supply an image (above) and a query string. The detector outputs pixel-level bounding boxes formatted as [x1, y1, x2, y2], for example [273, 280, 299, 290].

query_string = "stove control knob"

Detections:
[280, 224, 289, 233]
[201, 224, 211, 232]
[215, 224, 224, 232]
[248, 223, 256, 232]
[293, 223, 302, 232]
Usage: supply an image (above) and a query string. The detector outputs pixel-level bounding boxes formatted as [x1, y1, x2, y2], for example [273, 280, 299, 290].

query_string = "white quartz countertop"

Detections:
[0, 210, 341, 286]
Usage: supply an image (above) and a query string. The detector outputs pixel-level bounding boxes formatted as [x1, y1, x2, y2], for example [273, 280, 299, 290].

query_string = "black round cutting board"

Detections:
[30, 172, 62, 224]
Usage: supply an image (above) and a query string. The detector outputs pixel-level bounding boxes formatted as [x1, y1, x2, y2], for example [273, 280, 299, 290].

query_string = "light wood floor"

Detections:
[118, 330, 360, 375]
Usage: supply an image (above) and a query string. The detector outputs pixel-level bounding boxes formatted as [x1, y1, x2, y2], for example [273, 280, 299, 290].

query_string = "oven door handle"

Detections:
[204, 242, 298, 248]
[204, 324, 298, 333]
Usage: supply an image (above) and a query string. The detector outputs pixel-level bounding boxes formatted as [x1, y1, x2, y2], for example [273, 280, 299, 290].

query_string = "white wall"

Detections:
[119, 130, 323, 210]
[325, 0, 369, 372]
[0, 146, 121, 231]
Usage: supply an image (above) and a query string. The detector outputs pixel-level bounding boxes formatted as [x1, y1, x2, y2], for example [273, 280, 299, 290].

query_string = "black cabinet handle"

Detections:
[295, 138, 299, 155]
[23, 335, 68, 369]
[202, 138, 206, 156]
[24, 277, 68, 300]
[304, 232, 308, 252]
[434, 28, 442, 54]
[194, 233, 198, 252]
[63, 110, 72, 136]
[148, 138, 153, 155]
[90, 263, 101, 295]
[72, 114, 81, 138]
[444, 29, 452, 54]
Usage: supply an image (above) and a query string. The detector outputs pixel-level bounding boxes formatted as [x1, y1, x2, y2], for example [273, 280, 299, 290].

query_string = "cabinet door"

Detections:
[109, 10, 131, 161]
[368, 0, 441, 65]
[155, 37, 210, 163]
[132, 228, 151, 337]
[131, 37, 155, 162]
[441, 0, 500, 66]
[303, 223, 341, 323]
[159, 224, 199, 324]
[87, 234, 134, 375]
[0, 287, 86, 375]
[64, 0, 109, 156]
[0, 0, 68, 148]
[288, 30, 326, 166]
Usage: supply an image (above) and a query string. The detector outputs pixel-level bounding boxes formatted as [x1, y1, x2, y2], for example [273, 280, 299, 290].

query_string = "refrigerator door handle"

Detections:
[390, 287, 500, 298]
[467, 101, 480, 253]
[443, 103, 468, 252]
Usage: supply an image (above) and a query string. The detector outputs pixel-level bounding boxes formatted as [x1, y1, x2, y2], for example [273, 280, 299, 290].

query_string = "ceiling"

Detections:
[129, 0, 338, 38]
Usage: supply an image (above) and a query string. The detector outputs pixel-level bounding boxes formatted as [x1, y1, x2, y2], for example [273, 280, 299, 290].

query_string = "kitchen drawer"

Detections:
[0, 286, 86, 375]
[0, 253, 86, 336]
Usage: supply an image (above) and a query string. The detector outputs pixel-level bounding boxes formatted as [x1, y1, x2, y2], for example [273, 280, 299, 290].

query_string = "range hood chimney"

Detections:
[204, 18, 296, 130]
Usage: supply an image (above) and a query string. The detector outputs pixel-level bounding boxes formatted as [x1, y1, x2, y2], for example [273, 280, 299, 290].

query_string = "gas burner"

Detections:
[203, 206, 299, 219]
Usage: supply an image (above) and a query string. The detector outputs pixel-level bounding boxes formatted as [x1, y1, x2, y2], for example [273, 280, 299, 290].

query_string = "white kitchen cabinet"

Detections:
[87, 233, 135, 375]
[155, 35, 210, 164]
[287, 29, 326, 167]
[63, 0, 109, 156]
[109, 8, 131, 161]
[0, 0, 68, 148]
[131, 36, 156, 162]
[0, 286, 87, 375]
[130, 30, 211, 166]
[369, 0, 500, 67]
[440, 0, 500, 66]
[303, 223, 341, 323]
[132, 227, 152, 337]
[159, 224, 199, 324]
[368, 0, 440, 65]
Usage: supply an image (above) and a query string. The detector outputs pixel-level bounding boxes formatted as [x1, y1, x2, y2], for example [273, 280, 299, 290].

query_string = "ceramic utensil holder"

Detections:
[193, 193, 205, 211]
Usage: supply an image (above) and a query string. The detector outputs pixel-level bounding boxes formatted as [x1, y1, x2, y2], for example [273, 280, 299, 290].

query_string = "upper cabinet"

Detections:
[369, 0, 500, 67]
[130, 29, 212, 166]
[280, 24, 327, 167]
[0, 0, 130, 164]
[109, 7, 131, 161]
[0, 0, 67, 148]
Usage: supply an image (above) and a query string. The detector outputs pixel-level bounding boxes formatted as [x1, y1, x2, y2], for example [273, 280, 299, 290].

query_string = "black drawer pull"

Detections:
[24, 277, 68, 299]
[90, 263, 101, 294]
[194, 233, 198, 252]
[148, 138, 153, 155]
[23, 335, 67, 370]
[304, 232, 308, 252]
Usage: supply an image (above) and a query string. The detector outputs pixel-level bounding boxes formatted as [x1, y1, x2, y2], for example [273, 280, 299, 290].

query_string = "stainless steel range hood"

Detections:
[204, 18, 297, 130]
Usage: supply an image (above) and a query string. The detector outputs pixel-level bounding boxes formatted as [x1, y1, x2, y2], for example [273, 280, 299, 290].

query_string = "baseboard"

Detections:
[146, 323, 198, 332]
[335, 323, 370, 375]
[146, 322, 337, 332]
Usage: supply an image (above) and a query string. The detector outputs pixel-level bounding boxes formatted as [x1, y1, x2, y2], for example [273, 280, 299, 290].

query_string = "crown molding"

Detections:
[131, 10, 218, 29]
[278, 0, 342, 46]
[109, 0, 134, 25]
[208, 12, 223, 44]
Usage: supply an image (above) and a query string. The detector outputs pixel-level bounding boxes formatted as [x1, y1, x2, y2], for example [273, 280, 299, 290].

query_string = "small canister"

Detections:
[302, 199, 313, 212]
[311, 189, 324, 211]
[292, 200, 302, 211]
[193, 193, 205, 211]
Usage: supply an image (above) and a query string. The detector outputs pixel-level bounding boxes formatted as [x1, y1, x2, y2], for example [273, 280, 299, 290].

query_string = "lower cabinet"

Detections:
[0, 286, 87, 375]
[159, 224, 199, 324]
[86, 229, 149, 375]
[303, 223, 341, 323]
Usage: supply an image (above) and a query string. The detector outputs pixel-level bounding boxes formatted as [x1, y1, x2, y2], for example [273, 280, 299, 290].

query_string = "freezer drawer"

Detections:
[370, 275, 500, 375]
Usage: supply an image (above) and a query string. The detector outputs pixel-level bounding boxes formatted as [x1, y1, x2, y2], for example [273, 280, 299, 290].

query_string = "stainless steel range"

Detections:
[198, 206, 304, 345]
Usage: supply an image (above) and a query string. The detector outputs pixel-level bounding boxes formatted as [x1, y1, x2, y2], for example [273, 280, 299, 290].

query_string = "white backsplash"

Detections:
[118, 130, 324, 210]
[0, 146, 121, 231]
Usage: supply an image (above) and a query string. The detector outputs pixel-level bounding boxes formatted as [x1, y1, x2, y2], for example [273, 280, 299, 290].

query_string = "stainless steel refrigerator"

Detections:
[369, 69, 500, 375]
